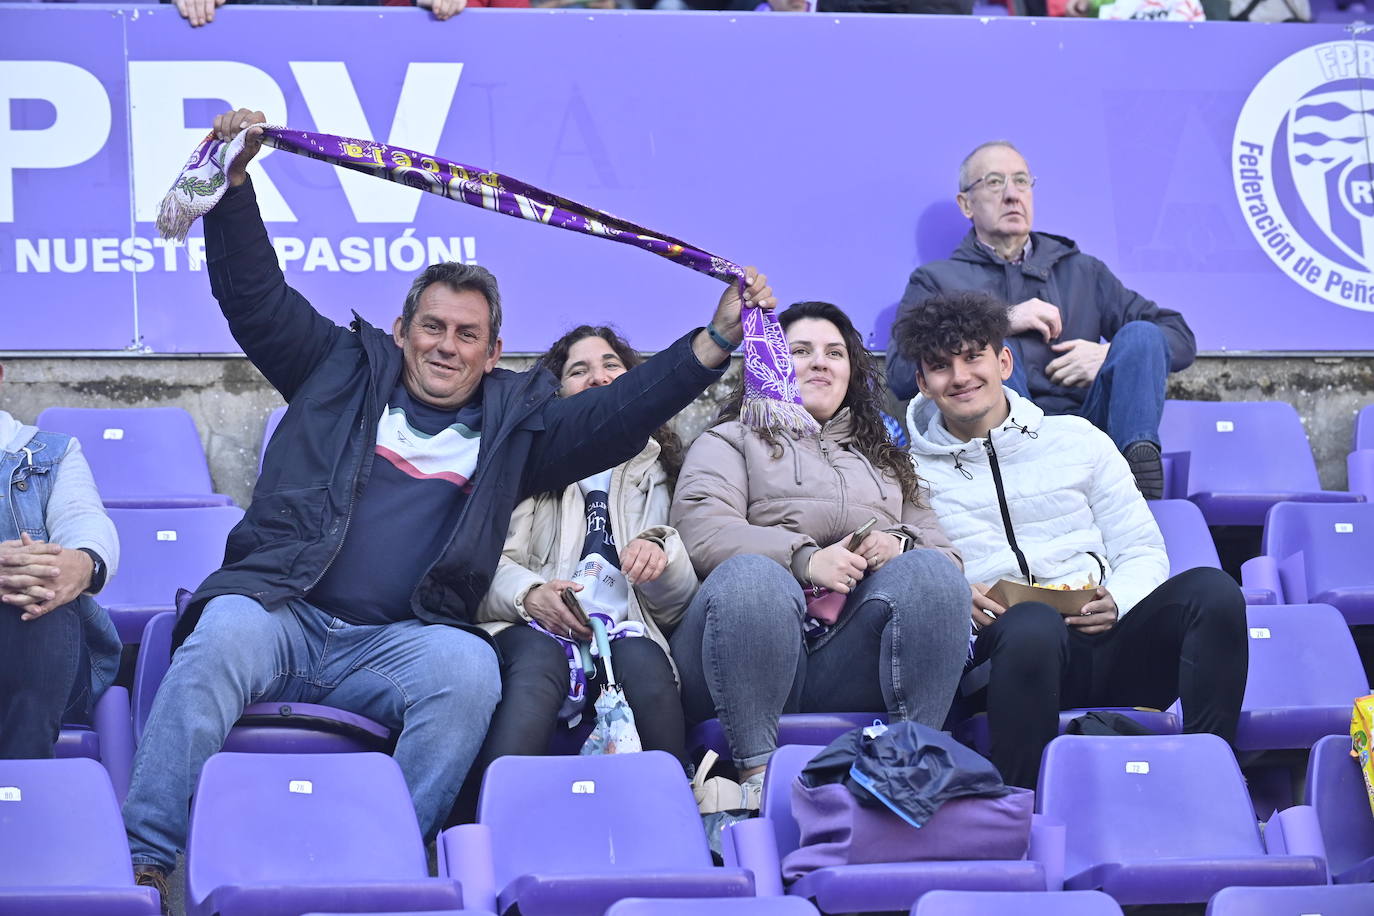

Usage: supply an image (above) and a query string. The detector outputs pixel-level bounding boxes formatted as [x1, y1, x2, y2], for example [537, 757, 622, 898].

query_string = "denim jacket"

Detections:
[1, 422, 122, 700]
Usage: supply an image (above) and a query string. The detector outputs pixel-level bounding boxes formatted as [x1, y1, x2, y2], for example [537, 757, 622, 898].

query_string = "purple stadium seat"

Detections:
[724, 744, 1055, 914]
[911, 889, 1122, 915]
[1206, 883, 1374, 915]
[1148, 499, 1273, 603]
[1349, 404, 1374, 503]
[1158, 400, 1363, 526]
[54, 685, 135, 805]
[440, 751, 754, 916]
[1236, 604, 1368, 753]
[36, 406, 234, 509]
[608, 899, 821, 915]
[689, 714, 888, 762]
[185, 752, 464, 916]
[0, 757, 162, 915]
[134, 610, 390, 753]
[101, 506, 244, 643]
[1241, 502, 1374, 625]
[257, 404, 286, 475]
[1036, 734, 1328, 905]
[1306, 734, 1374, 884]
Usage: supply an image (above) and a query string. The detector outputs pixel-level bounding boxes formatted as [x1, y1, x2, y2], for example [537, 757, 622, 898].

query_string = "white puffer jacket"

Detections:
[905, 387, 1168, 617]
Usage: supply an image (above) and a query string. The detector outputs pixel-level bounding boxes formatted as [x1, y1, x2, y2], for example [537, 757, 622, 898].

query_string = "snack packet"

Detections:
[1353, 694, 1374, 817]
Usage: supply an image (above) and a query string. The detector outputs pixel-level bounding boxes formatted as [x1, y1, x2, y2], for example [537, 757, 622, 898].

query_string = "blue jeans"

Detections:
[123, 595, 500, 870]
[669, 550, 970, 771]
[1007, 320, 1169, 451]
[0, 601, 87, 759]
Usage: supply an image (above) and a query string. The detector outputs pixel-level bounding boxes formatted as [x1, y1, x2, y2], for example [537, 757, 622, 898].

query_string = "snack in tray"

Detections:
[1353, 695, 1374, 817]
[990, 579, 1099, 616]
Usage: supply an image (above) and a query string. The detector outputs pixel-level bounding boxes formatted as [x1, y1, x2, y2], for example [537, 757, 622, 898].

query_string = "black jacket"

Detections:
[887, 230, 1196, 414]
[178, 180, 724, 647]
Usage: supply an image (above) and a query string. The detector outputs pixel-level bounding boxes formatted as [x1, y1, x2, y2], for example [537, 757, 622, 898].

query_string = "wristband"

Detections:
[705, 323, 739, 353]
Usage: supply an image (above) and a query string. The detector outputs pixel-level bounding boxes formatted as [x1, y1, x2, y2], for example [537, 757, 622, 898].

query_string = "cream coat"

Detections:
[905, 387, 1168, 617]
[475, 438, 698, 664]
[671, 410, 961, 583]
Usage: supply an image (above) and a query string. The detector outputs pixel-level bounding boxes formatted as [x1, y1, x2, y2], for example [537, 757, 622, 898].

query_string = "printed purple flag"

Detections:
[159, 126, 817, 436]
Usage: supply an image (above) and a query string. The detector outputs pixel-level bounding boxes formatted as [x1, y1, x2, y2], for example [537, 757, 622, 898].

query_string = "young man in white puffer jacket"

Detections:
[893, 290, 1247, 789]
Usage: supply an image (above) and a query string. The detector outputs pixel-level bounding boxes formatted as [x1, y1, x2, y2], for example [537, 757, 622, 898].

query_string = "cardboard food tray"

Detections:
[989, 579, 1097, 616]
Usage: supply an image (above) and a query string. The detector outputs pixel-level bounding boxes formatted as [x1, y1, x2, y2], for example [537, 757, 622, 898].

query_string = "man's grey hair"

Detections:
[958, 140, 1024, 192]
[401, 262, 503, 353]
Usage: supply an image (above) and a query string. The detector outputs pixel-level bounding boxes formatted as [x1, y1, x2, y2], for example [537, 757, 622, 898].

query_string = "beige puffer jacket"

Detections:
[671, 410, 961, 583]
[475, 438, 698, 665]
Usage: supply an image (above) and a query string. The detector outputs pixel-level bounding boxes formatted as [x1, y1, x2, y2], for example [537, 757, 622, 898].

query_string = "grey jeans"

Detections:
[669, 549, 970, 770]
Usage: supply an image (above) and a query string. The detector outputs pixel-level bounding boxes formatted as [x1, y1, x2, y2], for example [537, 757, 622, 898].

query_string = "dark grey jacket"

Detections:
[887, 230, 1196, 414]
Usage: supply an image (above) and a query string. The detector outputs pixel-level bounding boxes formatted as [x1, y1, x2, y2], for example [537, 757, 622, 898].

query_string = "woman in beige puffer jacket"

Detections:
[669, 301, 971, 800]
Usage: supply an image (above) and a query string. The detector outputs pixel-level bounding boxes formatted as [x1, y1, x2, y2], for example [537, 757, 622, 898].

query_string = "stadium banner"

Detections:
[2, 5, 1373, 353]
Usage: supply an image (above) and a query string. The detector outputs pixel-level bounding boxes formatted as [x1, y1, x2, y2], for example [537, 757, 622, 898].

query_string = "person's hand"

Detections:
[418, 0, 468, 19]
[174, 0, 226, 28]
[523, 580, 593, 641]
[0, 534, 93, 621]
[1065, 0, 1095, 13]
[587, 0, 617, 7]
[807, 542, 867, 595]
[1046, 339, 1109, 388]
[768, 0, 812, 8]
[1066, 587, 1118, 635]
[1007, 298, 1062, 343]
[212, 109, 267, 188]
[693, 269, 776, 367]
[621, 538, 667, 585]
[971, 582, 1006, 629]
[853, 531, 902, 572]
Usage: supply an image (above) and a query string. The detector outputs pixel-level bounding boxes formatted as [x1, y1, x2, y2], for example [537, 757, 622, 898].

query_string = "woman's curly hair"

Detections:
[716, 301, 921, 503]
[538, 324, 684, 481]
[889, 290, 1011, 371]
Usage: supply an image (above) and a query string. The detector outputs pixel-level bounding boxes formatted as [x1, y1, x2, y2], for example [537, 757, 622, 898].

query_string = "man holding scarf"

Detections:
[124, 109, 775, 896]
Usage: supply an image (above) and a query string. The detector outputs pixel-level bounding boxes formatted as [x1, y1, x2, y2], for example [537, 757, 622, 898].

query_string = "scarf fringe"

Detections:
[741, 394, 820, 439]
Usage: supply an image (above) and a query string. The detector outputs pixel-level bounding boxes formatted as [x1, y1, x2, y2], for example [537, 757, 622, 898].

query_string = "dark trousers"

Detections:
[968, 567, 1247, 789]
[0, 602, 90, 759]
[451, 625, 686, 823]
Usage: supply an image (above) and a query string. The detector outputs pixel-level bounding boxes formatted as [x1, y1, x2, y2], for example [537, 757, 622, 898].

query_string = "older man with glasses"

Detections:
[886, 140, 1195, 499]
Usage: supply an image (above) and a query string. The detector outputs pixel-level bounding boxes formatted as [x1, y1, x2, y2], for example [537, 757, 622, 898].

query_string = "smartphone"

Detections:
[846, 517, 879, 551]
[561, 586, 591, 627]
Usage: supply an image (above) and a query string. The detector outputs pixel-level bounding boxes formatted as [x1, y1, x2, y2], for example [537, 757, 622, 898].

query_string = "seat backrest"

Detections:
[1355, 404, 1374, 451]
[1207, 883, 1374, 915]
[1148, 499, 1221, 576]
[1264, 502, 1374, 597]
[1037, 734, 1263, 877]
[914, 889, 1124, 915]
[186, 752, 427, 901]
[759, 744, 826, 858]
[100, 506, 244, 607]
[1242, 604, 1368, 711]
[1159, 401, 1321, 495]
[258, 405, 287, 475]
[478, 751, 711, 888]
[37, 406, 216, 499]
[0, 757, 135, 887]
[608, 897, 822, 915]
[1305, 734, 1374, 877]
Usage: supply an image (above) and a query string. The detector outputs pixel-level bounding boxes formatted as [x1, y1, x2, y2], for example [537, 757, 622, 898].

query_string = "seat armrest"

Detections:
[93, 686, 134, 805]
[1265, 805, 1330, 877]
[133, 612, 176, 745]
[1029, 814, 1066, 891]
[439, 823, 496, 914]
[1162, 450, 1190, 500]
[1240, 555, 1282, 604]
[721, 817, 784, 896]
[1350, 450, 1374, 502]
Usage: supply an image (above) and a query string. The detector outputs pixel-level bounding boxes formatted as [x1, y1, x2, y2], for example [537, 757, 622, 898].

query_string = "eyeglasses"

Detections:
[962, 172, 1037, 194]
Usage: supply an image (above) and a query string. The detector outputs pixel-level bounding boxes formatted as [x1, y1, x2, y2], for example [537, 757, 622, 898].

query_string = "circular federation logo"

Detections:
[1234, 41, 1374, 312]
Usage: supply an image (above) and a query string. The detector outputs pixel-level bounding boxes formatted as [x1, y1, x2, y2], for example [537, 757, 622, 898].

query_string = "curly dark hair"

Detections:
[890, 290, 1011, 372]
[716, 301, 921, 503]
[538, 324, 684, 481]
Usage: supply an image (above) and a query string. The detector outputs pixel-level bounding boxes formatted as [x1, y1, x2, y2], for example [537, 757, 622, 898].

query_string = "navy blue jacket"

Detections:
[179, 179, 724, 647]
[887, 230, 1196, 414]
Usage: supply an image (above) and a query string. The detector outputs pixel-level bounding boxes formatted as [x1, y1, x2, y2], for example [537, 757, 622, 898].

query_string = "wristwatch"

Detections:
[77, 548, 107, 595]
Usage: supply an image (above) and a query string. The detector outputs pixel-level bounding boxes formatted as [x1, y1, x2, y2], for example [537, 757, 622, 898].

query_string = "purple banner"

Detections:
[2, 6, 1373, 353]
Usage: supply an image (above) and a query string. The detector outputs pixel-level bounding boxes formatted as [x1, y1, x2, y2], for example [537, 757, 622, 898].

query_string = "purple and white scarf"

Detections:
[158, 126, 817, 437]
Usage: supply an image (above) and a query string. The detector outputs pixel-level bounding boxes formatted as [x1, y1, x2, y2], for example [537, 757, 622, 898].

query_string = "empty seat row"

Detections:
[7, 736, 1373, 915]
